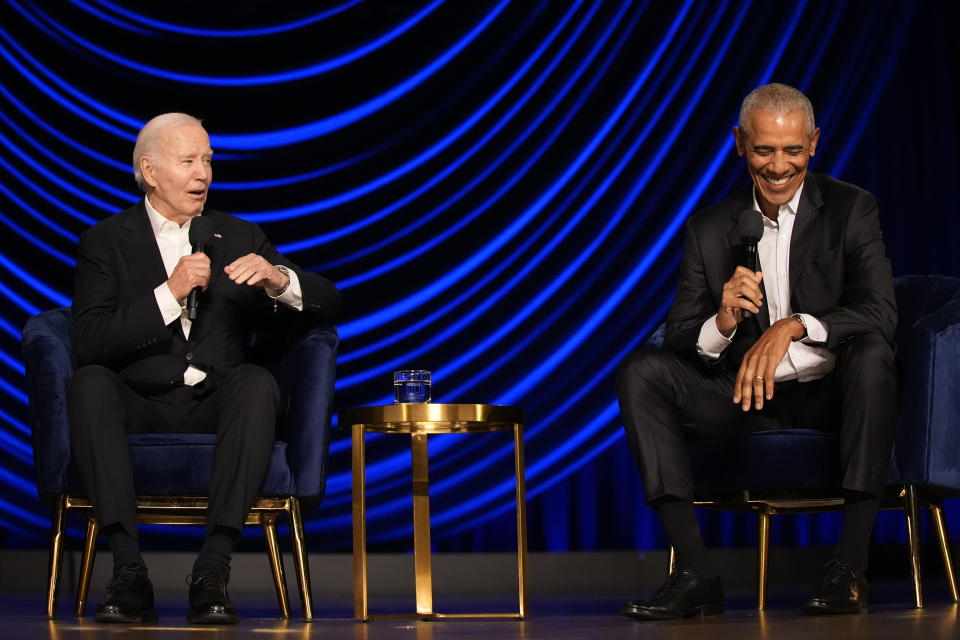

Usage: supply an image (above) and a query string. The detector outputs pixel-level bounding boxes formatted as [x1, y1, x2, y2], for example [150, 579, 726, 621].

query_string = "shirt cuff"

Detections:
[797, 313, 829, 344]
[267, 267, 303, 311]
[696, 314, 734, 360]
[155, 283, 184, 326]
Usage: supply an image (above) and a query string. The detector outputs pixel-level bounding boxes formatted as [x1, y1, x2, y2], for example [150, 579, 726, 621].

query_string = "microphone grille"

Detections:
[188, 215, 214, 245]
[736, 209, 763, 242]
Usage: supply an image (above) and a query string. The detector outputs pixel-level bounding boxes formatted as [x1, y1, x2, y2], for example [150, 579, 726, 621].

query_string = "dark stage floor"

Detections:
[2, 585, 958, 640]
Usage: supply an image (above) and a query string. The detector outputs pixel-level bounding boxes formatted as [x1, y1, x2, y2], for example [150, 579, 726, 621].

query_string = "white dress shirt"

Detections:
[696, 183, 835, 382]
[144, 196, 303, 385]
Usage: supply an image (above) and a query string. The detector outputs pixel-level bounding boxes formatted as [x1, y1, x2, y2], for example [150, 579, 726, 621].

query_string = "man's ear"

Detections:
[733, 126, 746, 157]
[809, 127, 821, 157]
[140, 156, 157, 189]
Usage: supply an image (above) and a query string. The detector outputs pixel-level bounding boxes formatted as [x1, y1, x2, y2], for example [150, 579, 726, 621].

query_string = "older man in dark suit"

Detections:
[68, 113, 341, 624]
[616, 84, 897, 619]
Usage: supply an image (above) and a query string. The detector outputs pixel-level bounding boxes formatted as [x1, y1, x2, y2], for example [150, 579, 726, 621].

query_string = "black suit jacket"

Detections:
[70, 201, 342, 395]
[663, 172, 896, 371]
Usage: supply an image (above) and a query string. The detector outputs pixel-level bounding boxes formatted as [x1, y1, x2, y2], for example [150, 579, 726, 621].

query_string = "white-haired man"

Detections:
[68, 113, 341, 624]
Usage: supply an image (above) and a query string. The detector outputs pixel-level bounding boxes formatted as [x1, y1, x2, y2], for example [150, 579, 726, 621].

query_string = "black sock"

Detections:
[654, 498, 716, 577]
[834, 492, 880, 573]
[103, 523, 145, 570]
[193, 526, 240, 581]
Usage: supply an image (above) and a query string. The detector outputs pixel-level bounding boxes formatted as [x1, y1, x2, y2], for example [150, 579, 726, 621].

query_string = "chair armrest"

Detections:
[21, 308, 75, 504]
[275, 325, 339, 507]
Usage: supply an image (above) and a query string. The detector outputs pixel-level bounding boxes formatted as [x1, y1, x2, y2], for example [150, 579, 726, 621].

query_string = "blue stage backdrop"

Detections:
[1, 0, 958, 554]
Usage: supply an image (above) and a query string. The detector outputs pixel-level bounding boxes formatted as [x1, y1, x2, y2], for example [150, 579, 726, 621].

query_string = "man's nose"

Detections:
[770, 152, 790, 174]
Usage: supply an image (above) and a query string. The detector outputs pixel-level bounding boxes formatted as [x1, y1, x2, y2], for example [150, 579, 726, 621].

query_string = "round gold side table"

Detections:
[338, 403, 528, 621]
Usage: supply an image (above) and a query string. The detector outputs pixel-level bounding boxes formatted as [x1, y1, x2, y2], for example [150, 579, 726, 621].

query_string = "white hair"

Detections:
[132, 113, 204, 191]
[739, 83, 816, 138]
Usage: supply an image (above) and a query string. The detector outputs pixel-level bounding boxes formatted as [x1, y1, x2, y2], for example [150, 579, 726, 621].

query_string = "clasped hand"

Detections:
[717, 266, 803, 411]
[167, 253, 287, 302]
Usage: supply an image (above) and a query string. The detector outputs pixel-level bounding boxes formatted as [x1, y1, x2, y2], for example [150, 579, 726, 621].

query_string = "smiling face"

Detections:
[140, 123, 213, 225]
[734, 109, 819, 219]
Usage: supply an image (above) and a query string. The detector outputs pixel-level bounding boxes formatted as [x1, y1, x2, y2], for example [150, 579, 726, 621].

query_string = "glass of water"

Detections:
[394, 369, 431, 404]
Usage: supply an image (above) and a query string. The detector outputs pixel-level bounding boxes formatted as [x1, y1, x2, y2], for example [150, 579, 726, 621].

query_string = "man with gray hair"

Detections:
[68, 113, 342, 624]
[616, 83, 897, 618]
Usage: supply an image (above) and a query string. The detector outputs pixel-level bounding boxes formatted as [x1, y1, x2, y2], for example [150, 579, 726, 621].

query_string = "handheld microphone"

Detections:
[736, 209, 763, 319]
[186, 216, 214, 321]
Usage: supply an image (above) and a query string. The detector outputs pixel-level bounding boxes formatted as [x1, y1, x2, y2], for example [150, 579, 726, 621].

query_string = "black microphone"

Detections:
[186, 216, 214, 321]
[736, 209, 763, 319]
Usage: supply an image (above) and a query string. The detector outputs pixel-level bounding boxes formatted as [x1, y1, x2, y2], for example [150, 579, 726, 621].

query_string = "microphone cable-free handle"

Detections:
[186, 216, 214, 321]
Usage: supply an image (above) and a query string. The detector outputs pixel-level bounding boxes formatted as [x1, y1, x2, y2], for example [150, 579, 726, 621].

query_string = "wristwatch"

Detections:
[272, 264, 292, 296]
[790, 313, 808, 341]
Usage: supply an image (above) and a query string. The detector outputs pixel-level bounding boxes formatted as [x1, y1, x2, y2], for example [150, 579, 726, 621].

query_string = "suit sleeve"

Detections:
[70, 228, 171, 366]
[663, 217, 724, 363]
[818, 192, 897, 346]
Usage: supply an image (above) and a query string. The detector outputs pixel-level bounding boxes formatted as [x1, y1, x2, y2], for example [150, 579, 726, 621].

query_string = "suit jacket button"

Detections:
[185, 352, 194, 361]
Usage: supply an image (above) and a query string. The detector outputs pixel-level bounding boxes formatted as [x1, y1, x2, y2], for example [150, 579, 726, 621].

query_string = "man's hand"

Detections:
[717, 267, 764, 336]
[166, 253, 211, 302]
[733, 316, 806, 411]
[225, 253, 288, 291]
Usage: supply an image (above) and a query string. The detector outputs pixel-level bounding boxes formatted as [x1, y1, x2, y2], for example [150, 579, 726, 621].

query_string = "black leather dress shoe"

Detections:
[802, 559, 868, 614]
[94, 564, 158, 623]
[621, 568, 724, 620]
[186, 569, 238, 624]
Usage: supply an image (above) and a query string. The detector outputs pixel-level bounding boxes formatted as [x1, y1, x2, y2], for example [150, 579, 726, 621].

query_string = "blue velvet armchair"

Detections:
[21, 307, 339, 620]
[649, 274, 960, 609]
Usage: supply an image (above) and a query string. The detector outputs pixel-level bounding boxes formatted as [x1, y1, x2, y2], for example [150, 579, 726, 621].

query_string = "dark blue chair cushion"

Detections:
[689, 430, 840, 494]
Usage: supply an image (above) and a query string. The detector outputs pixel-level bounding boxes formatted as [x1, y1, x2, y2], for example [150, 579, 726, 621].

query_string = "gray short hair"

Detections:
[738, 83, 816, 138]
[132, 113, 204, 191]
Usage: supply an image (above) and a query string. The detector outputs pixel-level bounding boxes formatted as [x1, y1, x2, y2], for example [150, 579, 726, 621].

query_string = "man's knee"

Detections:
[616, 347, 675, 396]
[221, 363, 278, 392]
[839, 333, 896, 388]
[68, 365, 124, 440]
[68, 365, 120, 415]
[219, 363, 280, 415]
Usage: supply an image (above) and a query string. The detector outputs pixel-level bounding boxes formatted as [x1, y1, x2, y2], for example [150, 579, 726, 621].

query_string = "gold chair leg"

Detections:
[929, 500, 959, 602]
[903, 485, 924, 608]
[288, 497, 314, 621]
[75, 517, 99, 617]
[262, 514, 290, 618]
[46, 495, 68, 618]
[757, 511, 771, 611]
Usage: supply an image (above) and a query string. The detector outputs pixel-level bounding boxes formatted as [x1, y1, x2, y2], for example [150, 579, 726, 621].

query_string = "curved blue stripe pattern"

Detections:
[1, 0, 957, 554]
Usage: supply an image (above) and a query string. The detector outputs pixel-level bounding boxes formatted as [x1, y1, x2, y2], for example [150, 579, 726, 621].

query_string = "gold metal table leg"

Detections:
[513, 422, 528, 619]
[352, 424, 369, 620]
[411, 433, 434, 617]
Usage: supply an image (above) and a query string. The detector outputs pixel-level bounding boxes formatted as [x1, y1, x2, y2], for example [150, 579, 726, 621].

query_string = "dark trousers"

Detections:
[616, 333, 898, 503]
[68, 363, 279, 538]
